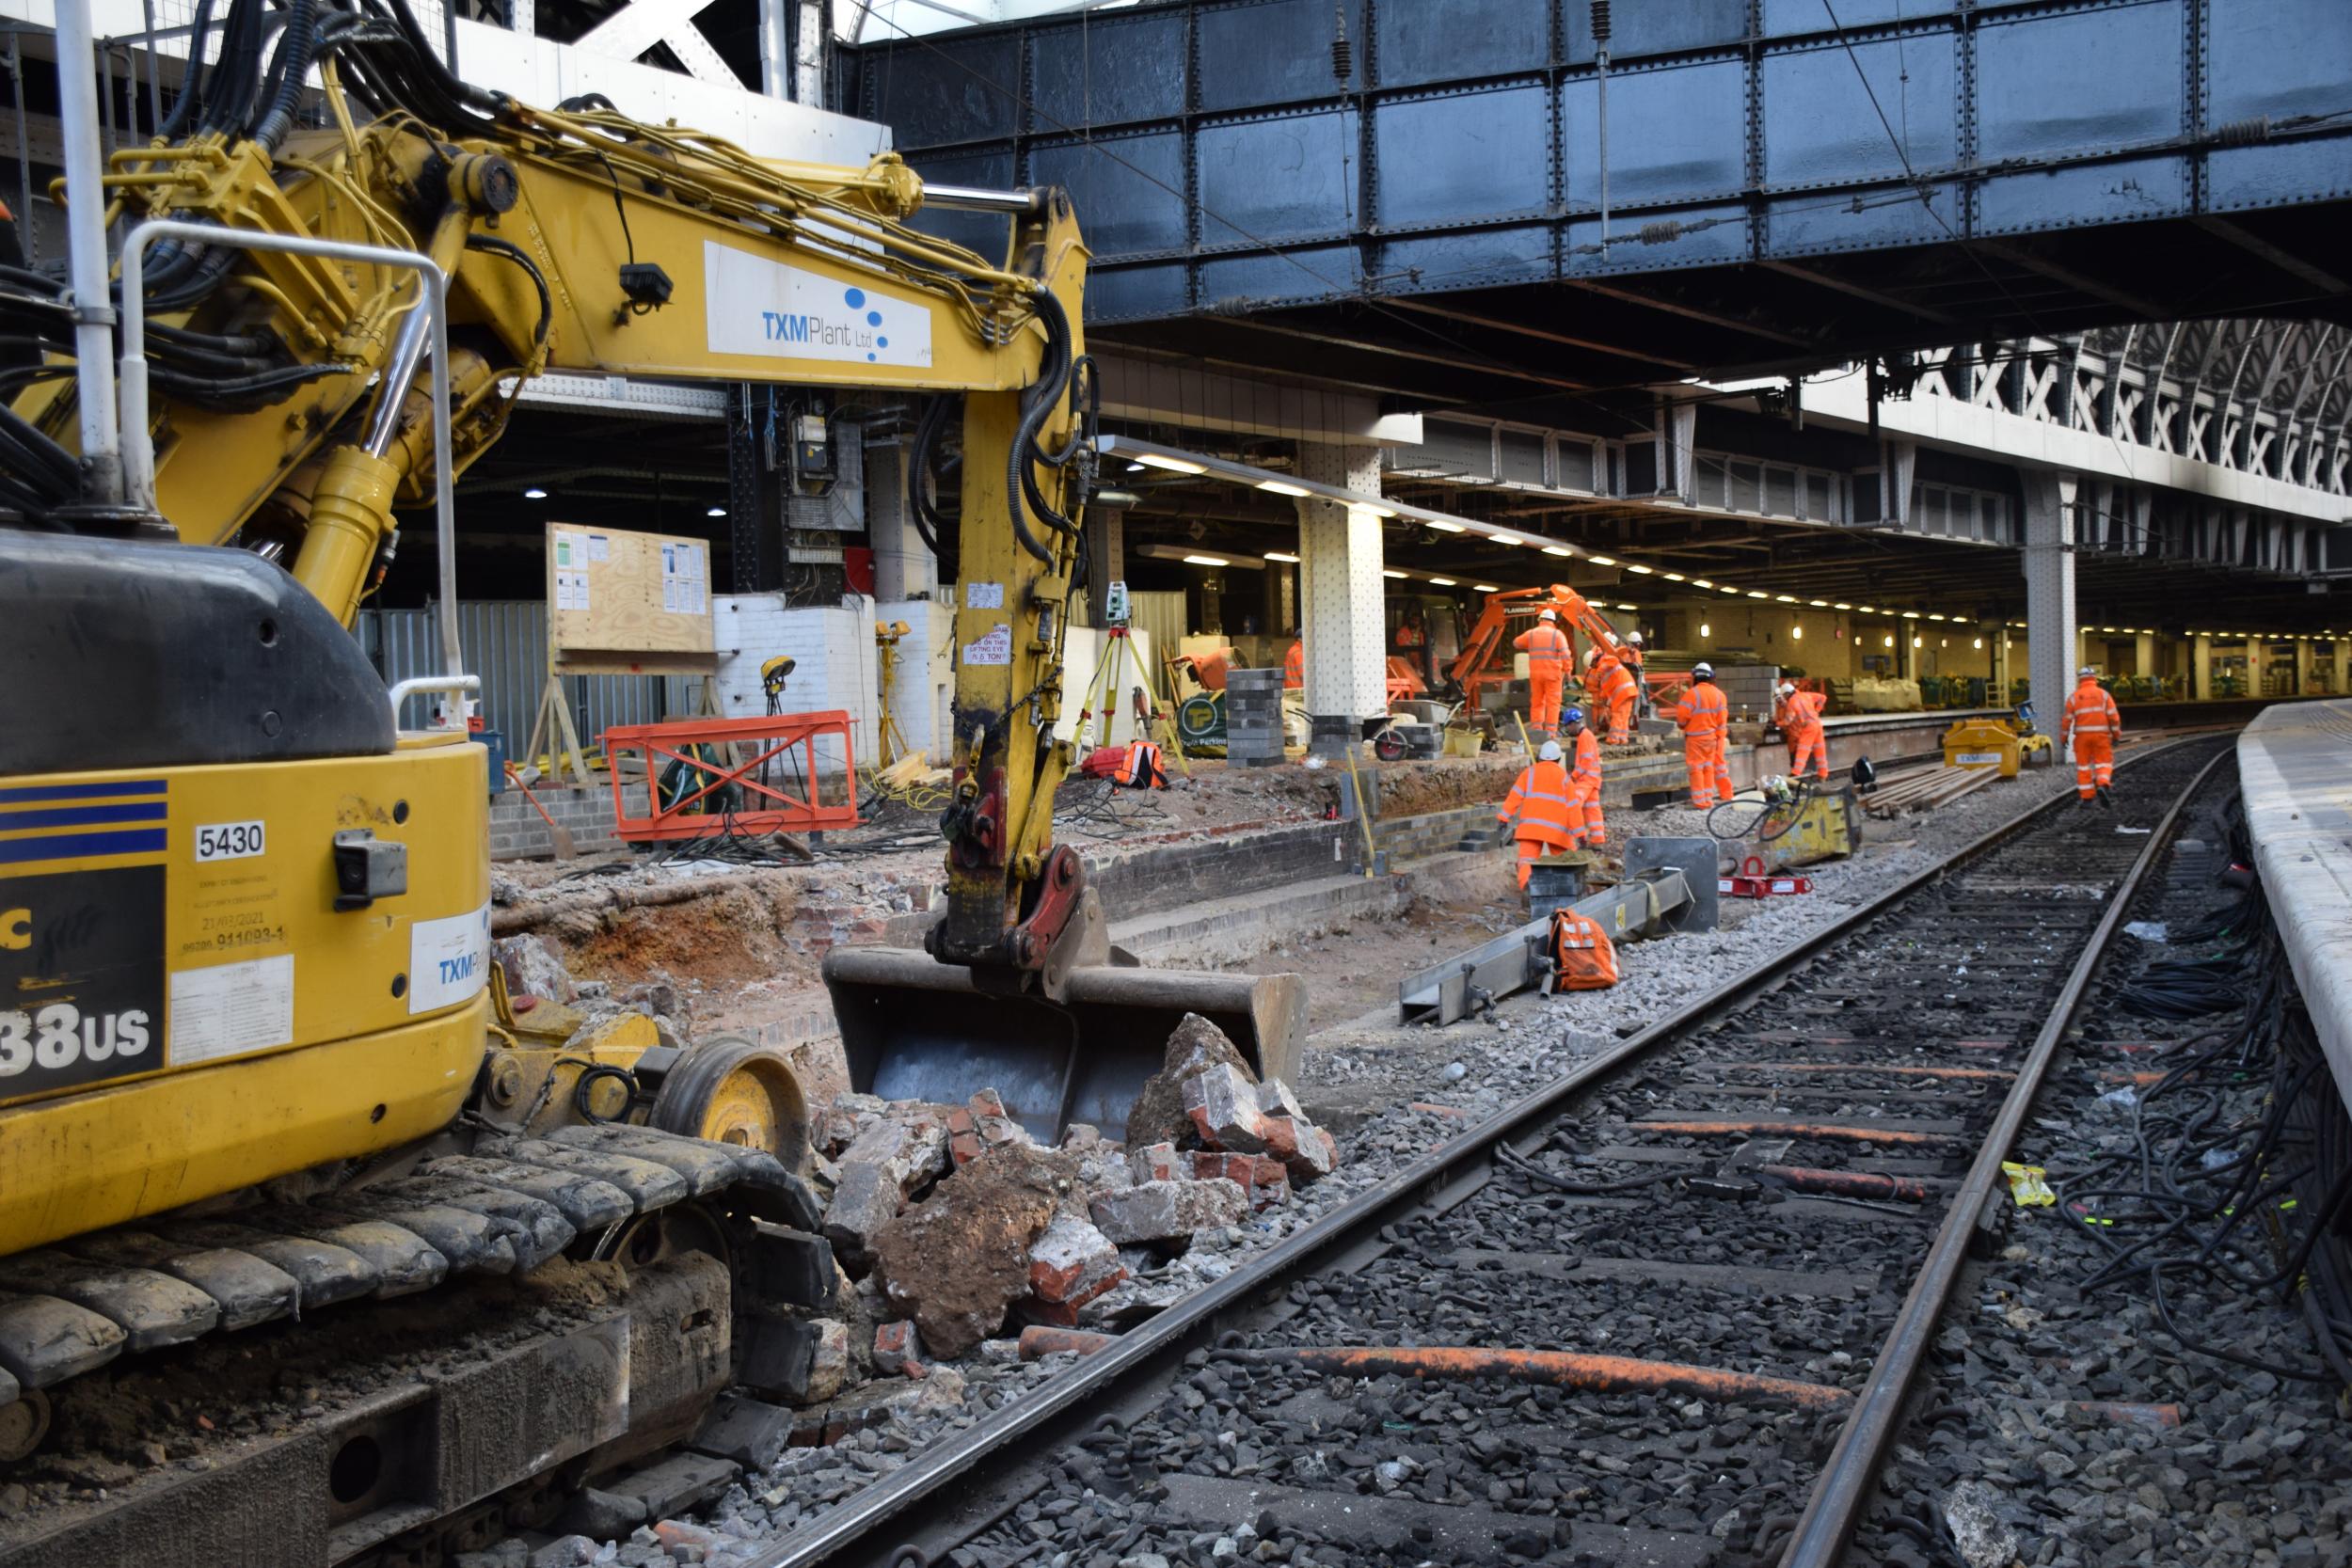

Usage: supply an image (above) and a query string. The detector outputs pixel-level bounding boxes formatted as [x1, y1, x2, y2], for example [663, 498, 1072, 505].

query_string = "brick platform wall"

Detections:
[490, 781, 650, 860]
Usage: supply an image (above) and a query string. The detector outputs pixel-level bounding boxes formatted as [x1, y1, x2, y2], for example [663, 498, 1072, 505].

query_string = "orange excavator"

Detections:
[1447, 584, 1630, 710]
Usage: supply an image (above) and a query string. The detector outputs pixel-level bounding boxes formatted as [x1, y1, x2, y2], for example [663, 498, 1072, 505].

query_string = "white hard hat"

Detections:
[2077, 665, 2097, 678]
[1627, 631, 1644, 645]
[1692, 661, 1715, 678]
[1537, 739, 1563, 762]
[1777, 682, 1796, 698]
[1538, 608, 1557, 622]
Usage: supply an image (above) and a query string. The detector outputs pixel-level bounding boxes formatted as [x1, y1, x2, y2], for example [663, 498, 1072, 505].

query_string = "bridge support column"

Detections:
[2192, 636, 2213, 700]
[868, 439, 935, 603]
[1295, 440, 1389, 756]
[2134, 633, 2156, 681]
[2295, 640, 2314, 695]
[2022, 471, 2078, 716]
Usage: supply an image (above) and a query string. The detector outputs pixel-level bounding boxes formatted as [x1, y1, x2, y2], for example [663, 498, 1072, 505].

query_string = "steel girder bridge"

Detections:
[848, 0, 2352, 402]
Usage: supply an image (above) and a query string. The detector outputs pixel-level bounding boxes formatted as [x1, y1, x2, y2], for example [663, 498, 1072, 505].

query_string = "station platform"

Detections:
[2239, 698, 2352, 1105]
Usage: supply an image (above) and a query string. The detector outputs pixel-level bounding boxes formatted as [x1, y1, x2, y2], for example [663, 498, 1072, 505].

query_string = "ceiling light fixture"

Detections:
[1264, 550, 1300, 562]
[1183, 554, 1229, 567]
[1382, 569, 1407, 579]
[1699, 622, 1712, 638]
[1255, 480, 1311, 498]
[1587, 554, 1617, 566]
[1426, 519, 1467, 533]
[706, 505, 725, 517]
[523, 487, 548, 499]
[1429, 577, 1457, 586]
[1134, 452, 1207, 475]
[1542, 545, 1576, 557]
[1473, 583, 1500, 593]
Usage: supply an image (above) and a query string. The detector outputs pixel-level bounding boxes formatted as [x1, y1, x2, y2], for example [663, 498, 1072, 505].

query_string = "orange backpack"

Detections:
[1544, 909, 1620, 991]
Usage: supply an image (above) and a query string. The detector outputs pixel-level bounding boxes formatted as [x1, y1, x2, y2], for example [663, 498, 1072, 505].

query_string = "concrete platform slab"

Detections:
[2238, 698, 2352, 1116]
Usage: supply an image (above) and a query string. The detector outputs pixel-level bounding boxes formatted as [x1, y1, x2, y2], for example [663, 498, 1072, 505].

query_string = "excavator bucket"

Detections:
[821, 945, 1305, 1143]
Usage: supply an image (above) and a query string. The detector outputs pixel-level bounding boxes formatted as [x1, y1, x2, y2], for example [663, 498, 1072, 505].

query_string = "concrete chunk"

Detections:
[691, 1394, 798, 1470]
[1184, 1064, 1272, 1155]
[608, 1451, 738, 1519]
[1257, 1077, 1308, 1121]
[820, 1163, 902, 1272]
[1089, 1179, 1248, 1245]
[1127, 1014, 1258, 1149]
[872, 1145, 1082, 1356]
[807, 1318, 850, 1402]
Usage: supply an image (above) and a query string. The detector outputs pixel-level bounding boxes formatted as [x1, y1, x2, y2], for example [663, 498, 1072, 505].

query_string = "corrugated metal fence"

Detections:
[359, 602, 693, 746]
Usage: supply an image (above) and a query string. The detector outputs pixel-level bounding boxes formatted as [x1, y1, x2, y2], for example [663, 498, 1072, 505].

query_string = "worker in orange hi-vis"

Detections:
[1673, 661, 1733, 808]
[1562, 705, 1607, 847]
[1498, 738, 1579, 889]
[2060, 665, 2122, 809]
[1775, 680, 1830, 781]
[1589, 646, 1640, 744]
[1622, 629, 1649, 714]
[1283, 639, 1304, 689]
[1514, 608, 1573, 739]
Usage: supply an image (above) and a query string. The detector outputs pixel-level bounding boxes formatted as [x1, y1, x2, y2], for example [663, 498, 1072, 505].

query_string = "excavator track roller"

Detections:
[649, 1037, 814, 1176]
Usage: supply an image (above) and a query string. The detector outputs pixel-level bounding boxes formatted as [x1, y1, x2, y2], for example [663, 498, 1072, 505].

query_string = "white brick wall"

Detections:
[709, 594, 1162, 774]
[710, 595, 959, 774]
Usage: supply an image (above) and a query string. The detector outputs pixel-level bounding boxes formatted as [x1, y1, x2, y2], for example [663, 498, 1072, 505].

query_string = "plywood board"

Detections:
[546, 522, 717, 674]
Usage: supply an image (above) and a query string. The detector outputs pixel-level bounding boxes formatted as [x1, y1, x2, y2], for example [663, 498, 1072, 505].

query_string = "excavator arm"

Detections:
[1447, 583, 1629, 708]
[5, 15, 1094, 980]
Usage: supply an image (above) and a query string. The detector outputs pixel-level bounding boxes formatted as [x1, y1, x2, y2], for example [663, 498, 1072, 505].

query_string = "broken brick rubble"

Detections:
[1089, 1177, 1248, 1245]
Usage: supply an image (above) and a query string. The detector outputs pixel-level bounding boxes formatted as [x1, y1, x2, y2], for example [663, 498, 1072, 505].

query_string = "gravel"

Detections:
[628, 751, 2191, 1566]
[1848, 770, 2352, 1568]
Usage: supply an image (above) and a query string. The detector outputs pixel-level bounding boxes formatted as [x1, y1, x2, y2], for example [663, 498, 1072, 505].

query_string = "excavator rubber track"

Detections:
[0, 1125, 822, 1568]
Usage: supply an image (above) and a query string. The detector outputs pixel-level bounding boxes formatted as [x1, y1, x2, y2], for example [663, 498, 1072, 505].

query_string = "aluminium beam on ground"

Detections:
[1397, 838, 1717, 1027]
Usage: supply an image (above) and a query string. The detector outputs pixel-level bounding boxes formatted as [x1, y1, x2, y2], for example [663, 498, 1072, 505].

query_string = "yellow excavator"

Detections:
[0, 4, 1293, 1560]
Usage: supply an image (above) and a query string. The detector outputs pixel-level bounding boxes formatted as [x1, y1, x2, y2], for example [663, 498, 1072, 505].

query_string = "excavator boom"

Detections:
[0, 7, 1295, 1555]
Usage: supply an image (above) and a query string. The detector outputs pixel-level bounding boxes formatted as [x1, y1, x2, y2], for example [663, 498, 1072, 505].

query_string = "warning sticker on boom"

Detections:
[962, 624, 1013, 667]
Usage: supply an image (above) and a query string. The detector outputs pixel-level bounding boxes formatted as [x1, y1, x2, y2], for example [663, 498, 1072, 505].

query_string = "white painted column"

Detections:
[1295, 440, 1389, 754]
[2192, 636, 2212, 700]
[2134, 633, 2156, 679]
[866, 440, 935, 603]
[2296, 640, 2315, 695]
[2246, 637, 2263, 696]
[2022, 471, 2079, 717]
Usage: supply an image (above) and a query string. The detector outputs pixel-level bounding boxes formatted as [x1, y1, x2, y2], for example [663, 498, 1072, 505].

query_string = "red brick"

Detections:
[949, 1130, 983, 1167]
[968, 1087, 1008, 1119]
[1184, 1063, 1272, 1154]
[874, 1320, 928, 1379]
[1128, 1141, 1184, 1183]
[1026, 1211, 1126, 1307]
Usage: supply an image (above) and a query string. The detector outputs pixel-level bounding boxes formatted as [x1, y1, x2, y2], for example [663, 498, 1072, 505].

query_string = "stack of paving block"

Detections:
[1709, 661, 1784, 724]
[1225, 667, 1286, 767]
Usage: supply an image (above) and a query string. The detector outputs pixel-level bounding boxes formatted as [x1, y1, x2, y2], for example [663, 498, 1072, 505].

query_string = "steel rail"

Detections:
[1776, 741, 2234, 1568]
[748, 734, 2226, 1568]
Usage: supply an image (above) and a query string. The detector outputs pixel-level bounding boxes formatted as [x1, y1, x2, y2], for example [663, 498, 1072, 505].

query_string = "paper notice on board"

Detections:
[660, 541, 707, 617]
[966, 580, 1005, 610]
[555, 568, 590, 611]
[587, 534, 611, 562]
[553, 532, 580, 569]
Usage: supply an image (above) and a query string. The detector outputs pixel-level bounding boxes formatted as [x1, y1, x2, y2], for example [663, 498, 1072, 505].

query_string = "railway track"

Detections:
[747, 736, 2234, 1568]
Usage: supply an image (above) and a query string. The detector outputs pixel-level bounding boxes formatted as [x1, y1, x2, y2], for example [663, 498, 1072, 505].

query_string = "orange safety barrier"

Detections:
[601, 712, 862, 843]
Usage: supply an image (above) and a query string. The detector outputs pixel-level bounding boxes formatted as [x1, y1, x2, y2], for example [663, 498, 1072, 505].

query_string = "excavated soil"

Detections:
[568, 881, 815, 990]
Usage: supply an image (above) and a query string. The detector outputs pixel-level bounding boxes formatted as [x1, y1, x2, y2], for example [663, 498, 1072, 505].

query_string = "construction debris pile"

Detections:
[818, 1014, 1341, 1370]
